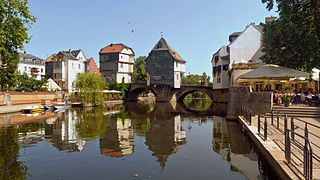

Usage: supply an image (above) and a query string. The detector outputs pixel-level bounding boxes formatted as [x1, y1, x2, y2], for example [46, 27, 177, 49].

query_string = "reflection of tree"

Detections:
[183, 98, 212, 112]
[76, 108, 110, 140]
[0, 128, 29, 180]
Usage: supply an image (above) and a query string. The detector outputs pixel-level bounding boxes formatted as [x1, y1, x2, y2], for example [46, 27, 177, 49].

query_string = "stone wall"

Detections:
[227, 86, 272, 119]
[0, 92, 55, 106]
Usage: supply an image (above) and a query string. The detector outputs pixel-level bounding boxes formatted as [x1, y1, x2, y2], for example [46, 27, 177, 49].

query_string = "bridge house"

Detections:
[99, 43, 135, 83]
[145, 38, 186, 88]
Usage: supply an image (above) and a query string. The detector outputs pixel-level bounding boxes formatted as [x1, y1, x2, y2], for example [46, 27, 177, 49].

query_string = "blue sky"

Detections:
[25, 0, 277, 76]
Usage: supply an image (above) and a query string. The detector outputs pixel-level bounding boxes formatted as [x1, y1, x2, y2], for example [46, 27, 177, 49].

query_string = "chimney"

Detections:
[23, 51, 26, 54]
[265, 16, 275, 23]
[110, 43, 113, 46]
[68, 49, 71, 52]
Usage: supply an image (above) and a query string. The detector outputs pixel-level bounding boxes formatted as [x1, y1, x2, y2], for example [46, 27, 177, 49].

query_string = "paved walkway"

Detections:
[241, 107, 320, 179]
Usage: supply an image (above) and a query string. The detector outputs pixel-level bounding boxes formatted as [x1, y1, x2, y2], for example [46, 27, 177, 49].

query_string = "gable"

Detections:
[228, 24, 262, 48]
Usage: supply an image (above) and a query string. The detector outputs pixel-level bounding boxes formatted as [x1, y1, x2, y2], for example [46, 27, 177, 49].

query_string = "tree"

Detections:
[261, 0, 320, 72]
[16, 73, 47, 92]
[75, 72, 106, 105]
[132, 56, 147, 83]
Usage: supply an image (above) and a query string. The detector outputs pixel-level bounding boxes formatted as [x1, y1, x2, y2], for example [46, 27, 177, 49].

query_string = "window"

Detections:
[41, 68, 43, 72]
[217, 77, 221, 83]
[177, 74, 179, 80]
[54, 73, 57, 78]
[176, 62, 178, 67]
[91, 64, 93, 68]
[24, 67, 27, 71]
[72, 63, 74, 69]
[78, 64, 81, 69]
[120, 63, 123, 68]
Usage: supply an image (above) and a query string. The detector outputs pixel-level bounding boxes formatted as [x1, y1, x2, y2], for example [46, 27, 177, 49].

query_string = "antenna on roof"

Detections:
[160, 32, 163, 38]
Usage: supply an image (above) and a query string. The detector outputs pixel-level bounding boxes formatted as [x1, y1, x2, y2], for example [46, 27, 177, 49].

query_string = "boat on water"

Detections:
[21, 105, 44, 114]
[53, 103, 72, 110]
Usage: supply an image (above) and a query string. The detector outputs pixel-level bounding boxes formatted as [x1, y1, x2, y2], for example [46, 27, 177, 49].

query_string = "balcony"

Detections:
[31, 68, 40, 74]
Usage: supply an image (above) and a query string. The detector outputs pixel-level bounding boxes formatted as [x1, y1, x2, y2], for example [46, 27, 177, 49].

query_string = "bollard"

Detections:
[258, 115, 261, 134]
[291, 117, 295, 140]
[264, 116, 268, 140]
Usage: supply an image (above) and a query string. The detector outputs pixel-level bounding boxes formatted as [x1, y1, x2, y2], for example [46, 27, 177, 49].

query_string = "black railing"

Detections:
[269, 111, 319, 180]
[285, 128, 313, 180]
[258, 115, 268, 140]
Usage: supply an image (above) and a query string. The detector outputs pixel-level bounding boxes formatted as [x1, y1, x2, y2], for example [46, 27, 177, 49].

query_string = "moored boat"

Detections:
[53, 103, 72, 110]
[21, 105, 44, 114]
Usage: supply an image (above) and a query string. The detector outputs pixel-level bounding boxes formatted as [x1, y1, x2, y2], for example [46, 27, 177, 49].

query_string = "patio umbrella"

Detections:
[44, 78, 61, 91]
[237, 64, 309, 80]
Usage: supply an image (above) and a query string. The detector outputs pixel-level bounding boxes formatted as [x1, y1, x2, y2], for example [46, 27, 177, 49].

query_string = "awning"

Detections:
[102, 90, 121, 93]
[237, 64, 309, 80]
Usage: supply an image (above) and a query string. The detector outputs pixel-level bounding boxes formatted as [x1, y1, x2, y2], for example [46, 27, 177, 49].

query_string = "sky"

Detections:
[24, 0, 277, 76]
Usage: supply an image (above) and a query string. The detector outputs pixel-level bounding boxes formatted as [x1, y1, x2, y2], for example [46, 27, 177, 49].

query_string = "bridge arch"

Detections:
[127, 86, 156, 102]
[176, 89, 212, 102]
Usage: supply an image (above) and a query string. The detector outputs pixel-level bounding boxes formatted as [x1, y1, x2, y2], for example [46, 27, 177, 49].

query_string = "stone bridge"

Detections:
[127, 84, 228, 103]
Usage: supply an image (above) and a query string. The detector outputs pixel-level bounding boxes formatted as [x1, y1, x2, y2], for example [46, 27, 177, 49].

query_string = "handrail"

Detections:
[286, 129, 313, 179]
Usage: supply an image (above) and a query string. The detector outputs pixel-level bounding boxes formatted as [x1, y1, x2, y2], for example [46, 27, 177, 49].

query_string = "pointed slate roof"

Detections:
[151, 38, 186, 63]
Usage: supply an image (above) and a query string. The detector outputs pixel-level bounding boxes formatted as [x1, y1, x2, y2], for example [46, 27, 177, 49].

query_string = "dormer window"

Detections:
[157, 42, 162, 49]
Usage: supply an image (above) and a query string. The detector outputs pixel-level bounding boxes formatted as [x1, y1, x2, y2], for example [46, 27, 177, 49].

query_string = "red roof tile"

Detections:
[99, 43, 135, 55]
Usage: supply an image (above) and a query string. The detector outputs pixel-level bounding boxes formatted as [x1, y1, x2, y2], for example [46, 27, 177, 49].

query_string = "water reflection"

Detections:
[45, 111, 86, 152]
[100, 118, 134, 157]
[0, 128, 29, 180]
[0, 101, 275, 179]
[145, 113, 186, 168]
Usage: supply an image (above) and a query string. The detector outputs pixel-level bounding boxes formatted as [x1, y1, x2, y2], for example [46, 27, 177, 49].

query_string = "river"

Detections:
[0, 101, 275, 179]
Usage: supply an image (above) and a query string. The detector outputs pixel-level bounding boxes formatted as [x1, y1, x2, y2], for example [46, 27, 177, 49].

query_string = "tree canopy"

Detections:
[75, 72, 106, 105]
[132, 56, 147, 83]
[261, 0, 320, 72]
[0, 0, 36, 88]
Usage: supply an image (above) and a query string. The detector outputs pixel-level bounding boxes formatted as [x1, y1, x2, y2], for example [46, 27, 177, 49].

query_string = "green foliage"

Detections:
[183, 98, 212, 112]
[106, 82, 131, 99]
[261, 0, 320, 72]
[182, 73, 212, 86]
[132, 56, 147, 83]
[75, 72, 106, 105]
[0, 0, 36, 88]
[16, 73, 47, 92]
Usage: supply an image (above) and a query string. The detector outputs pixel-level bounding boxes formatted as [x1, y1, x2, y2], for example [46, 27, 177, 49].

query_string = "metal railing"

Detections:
[269, 110, 319, 180]
[258, 115, 268, 140]
[241, 105, 252, 125]
[285, 128, 313, 180]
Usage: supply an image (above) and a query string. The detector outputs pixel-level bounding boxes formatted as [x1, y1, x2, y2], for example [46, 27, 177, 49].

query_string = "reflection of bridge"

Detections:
[127, 84, 229, 102]
[126, 102, 228, 118]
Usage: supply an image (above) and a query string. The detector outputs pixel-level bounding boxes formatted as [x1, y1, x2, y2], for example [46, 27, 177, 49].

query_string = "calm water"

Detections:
[0, 102, 275, 180]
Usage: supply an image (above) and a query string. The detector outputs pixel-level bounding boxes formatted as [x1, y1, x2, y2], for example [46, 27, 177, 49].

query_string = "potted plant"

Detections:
[281, 86, 294, 107]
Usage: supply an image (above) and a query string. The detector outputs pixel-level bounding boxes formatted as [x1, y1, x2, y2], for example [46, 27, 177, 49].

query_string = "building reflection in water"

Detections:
[145, 112, 186, 168]
[99, 118, 134, 157]
[212, 116, 262, 179]
[45, 110, 86, 152]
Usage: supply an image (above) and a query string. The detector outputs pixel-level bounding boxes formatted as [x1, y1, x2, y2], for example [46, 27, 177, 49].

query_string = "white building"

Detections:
[99, 43, 135, 83]
[212, 46, 230, 89]
[48, 49, 87, 93]
[212, 22, 265, 89]
[18, 52, 45, 80]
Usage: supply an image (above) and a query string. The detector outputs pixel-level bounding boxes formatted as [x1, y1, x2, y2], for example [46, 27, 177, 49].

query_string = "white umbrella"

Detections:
[44, 78, 61, 91]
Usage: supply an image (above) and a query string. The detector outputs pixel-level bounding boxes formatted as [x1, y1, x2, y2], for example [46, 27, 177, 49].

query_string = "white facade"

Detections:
[52, 50, 86, 93]
[229, 23, 262, 66]
[18, 53, 45, 80]
[174, 61, 186, 88]
[116, 48, 134, 83]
